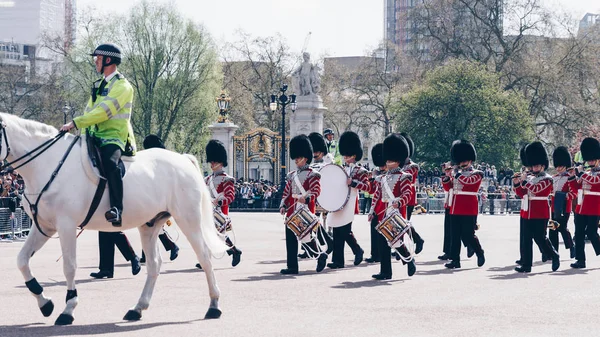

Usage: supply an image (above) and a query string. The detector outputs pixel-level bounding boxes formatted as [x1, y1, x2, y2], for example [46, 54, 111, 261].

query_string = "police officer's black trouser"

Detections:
[98, 231, 136, 273]
[99, 144, 123, 212]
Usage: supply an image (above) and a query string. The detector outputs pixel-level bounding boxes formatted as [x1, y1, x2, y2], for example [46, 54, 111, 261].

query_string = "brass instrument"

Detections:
[413, 204, 427, 214]
[548, 220, 560, 230]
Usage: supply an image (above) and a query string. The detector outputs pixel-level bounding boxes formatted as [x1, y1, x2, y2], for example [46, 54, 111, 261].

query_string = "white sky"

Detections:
[76, 0, 600, 58]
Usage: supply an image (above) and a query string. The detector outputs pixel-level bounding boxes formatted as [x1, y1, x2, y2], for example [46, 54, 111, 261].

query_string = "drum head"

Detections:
[317, 164, 350, 212]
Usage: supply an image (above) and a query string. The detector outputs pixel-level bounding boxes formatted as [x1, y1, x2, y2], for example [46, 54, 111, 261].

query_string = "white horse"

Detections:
[0, 112, 228, 325]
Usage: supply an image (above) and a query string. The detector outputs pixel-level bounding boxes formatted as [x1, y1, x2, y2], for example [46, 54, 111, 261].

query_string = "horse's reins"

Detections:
[0, 121, 81, 238]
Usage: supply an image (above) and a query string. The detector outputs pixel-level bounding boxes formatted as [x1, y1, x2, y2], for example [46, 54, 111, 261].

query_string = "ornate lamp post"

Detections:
[62, 104, 70, 124]
[270, 84, 297, 194]
[216, 90, 231, 123]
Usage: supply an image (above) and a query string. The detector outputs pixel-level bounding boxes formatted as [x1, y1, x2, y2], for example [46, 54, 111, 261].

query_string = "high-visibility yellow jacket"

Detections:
[73, 73, 137, 154]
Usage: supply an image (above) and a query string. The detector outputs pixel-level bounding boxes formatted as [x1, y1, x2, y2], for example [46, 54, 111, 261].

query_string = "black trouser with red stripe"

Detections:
[98, 231, 136, 273]
[332, 222, 362, 266]
[549, 213, 573, 251]
[369, 217, 381, 261]
[522, 218, 558, 268]
[573, 213, 600, 262]
[449, 215, 483, 261]
[443, 208, 452, 254]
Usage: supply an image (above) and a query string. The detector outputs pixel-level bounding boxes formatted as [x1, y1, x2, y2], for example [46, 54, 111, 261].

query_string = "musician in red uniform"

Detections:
[513, 142, 559, 272]
[550, 146, 575, 258]
[514, 144, 530, 266]
[443, 140, 485, 269]
[327, 131, 368, 269]
[365, 143, 385, 263]
[204, 140, 242, 267]
[567, 137, 600, 269]
[279, 135, 326, 274]
[438, 162, 454, 260]
[369, 134, 416, 279]
[400, 132, 425, 254]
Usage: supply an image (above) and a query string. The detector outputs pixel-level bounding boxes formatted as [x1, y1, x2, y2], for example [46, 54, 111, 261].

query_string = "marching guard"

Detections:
[400, 132, 425, 254]
[203, 140, 242, 268]
[297, 132, 334, 257]
[513, 142, 559, 273]
[515, 145, 530, 266]
[370, 134, 416, 279]
[366, 143, 386, 263]
[438, 162, 454, 260]
[443, 140, 485, 269]
[327, 131, 367, 269]
[550, 146, 575, 258]
[568, 137, 600, 269]
[279, 135, 327, 274]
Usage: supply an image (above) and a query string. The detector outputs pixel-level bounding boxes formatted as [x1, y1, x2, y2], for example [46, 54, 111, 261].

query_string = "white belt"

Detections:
[583, 191, 600, 196]
[453, 191, 478, 196]
[522, 195, 549, 211]
[579, 190, 600, 205]
[529, 196, 549, 200]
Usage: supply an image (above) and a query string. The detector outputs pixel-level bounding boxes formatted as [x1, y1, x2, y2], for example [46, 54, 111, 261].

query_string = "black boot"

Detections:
[227, 247, 242, 267]
[515, 265, 531, 273]
[477, 251, 485, 267]
[407, 259, 416, 277]
[169, 245, 179, 261]
[570, 260, 586, 269]
[354, 248, 364, 266]
[105, 207, 122, 227]
[316, 253, 327, 272]
[444, 260, 461, 269]
[438, 253, 450, 260]
[372, 273, 392, 280]
[570, 246, 576, 259]
[90, 270, 113, 279]
[467, 246, 475, 258]
[280, 268, 299, 275]
[196, 263, 203, 270]
[552, 255, 560, 271]
[131, 256, 141, 275]
[140, 251, 146, 264]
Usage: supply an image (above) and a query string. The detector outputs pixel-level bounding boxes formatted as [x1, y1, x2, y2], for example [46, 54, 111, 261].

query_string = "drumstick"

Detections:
[56, 229, 85, 262]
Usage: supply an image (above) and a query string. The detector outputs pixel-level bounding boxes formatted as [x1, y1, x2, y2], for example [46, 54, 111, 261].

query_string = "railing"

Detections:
[0, 204, 32, 241]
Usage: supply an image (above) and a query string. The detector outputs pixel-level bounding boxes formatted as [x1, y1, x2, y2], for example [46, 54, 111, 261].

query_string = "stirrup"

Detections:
[105, 207, 121, 223]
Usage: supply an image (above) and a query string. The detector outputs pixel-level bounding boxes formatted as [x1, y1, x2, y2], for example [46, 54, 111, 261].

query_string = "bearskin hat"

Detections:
[450, 139, 476, 164]
[525, 141, 549, 168]
[552, 146, 572, 168]
[143, 134, 165, 150]
[383, 133, 409, 164]
[290, 134, 314, 164]
[400, 132, 414, 157]
[308, 132, 328, 154]
[339, 131, 363, 161]
[371, 143, 385, 168]
[519, 144, 529, 167]
[581, 137, 600, 161]
[206, 140, 228, 167]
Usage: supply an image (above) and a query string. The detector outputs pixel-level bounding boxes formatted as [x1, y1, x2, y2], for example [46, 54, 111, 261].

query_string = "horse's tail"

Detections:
[183, 153, 228, 255]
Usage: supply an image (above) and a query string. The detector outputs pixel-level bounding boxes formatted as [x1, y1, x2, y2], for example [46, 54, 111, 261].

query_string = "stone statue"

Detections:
[292, 52, 320, 96]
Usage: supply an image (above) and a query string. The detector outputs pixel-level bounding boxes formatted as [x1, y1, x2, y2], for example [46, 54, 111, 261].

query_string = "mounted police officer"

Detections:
[60, 43, 136, 227]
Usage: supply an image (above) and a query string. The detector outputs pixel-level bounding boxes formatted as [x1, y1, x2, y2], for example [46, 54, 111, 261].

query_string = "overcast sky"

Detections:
[77, 0, 600, 58]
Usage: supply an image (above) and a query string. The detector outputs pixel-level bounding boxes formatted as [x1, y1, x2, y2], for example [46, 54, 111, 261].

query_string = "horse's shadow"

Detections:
[331, 278, 406, 289]
[415, 259, 447, 266]
[0, 319, 202, 337]
[231, 269, 337, 282]
[255, 259, 288, 265]
[14, 277, 130, 290]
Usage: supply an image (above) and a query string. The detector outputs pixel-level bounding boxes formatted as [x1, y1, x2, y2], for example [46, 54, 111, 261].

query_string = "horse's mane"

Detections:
[0, 112, 59, 138]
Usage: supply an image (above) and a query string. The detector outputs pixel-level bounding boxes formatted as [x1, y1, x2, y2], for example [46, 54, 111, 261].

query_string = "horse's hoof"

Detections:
[40, 300, 54, 317]
[123, 309, 142, 321]
[204, 307, 222, 319]
[54, 313, 74, 325]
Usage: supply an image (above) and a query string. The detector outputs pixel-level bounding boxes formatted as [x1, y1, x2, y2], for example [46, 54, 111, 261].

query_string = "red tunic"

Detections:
[205, 171, 236, 215]
[280, 166, 321, 217]
[551, 172, 572, 214]
[518, 173, 553, 220]
[568, 167, 600, 216]
[402, 160, 419, 207]
[370, 168, 413, 219]
[347, 165, 370, 214]
[443, 166, 483, 216]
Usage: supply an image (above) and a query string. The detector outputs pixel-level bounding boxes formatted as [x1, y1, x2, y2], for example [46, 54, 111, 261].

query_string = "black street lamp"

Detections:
[62, 104, 70, 124]
[270, 84, 297, 194]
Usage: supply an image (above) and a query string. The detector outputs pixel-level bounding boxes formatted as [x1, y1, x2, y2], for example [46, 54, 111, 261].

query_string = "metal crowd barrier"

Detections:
[415, 197, 522, 214]
[0, 206, 32, 241]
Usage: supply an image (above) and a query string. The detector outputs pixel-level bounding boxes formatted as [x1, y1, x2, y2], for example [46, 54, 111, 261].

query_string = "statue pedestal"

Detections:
[289, 94, 327, 138]
[208, 122, 238, 176]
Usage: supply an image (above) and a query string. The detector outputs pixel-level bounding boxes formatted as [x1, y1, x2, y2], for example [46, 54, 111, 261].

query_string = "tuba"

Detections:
[548, 220, 560, 230]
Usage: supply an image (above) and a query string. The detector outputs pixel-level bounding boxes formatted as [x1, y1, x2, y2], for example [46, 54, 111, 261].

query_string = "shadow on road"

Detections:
[415, 267, 478, 276]
[231, 268, 338, 282]
[14, 277, 130, 290]
[331, 279, 405, 289]
[0, 319, 203, 336]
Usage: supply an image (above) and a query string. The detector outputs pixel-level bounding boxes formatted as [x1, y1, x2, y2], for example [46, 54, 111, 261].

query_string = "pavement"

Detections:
[0, 212, 598, 337]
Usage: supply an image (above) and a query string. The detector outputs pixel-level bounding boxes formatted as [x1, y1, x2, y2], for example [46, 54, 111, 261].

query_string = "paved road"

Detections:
[0, 213, 598, 337]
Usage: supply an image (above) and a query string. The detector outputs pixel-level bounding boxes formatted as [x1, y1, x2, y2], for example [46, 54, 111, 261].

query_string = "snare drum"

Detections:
[286, 206, 320, 240]
[214, 208, 232, 234]
[375, 211, 412, 248]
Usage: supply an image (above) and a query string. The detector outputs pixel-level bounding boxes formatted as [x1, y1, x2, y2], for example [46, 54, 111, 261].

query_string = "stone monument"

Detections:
[209, 92, 238, 176]
[290, 52, 326, 138]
